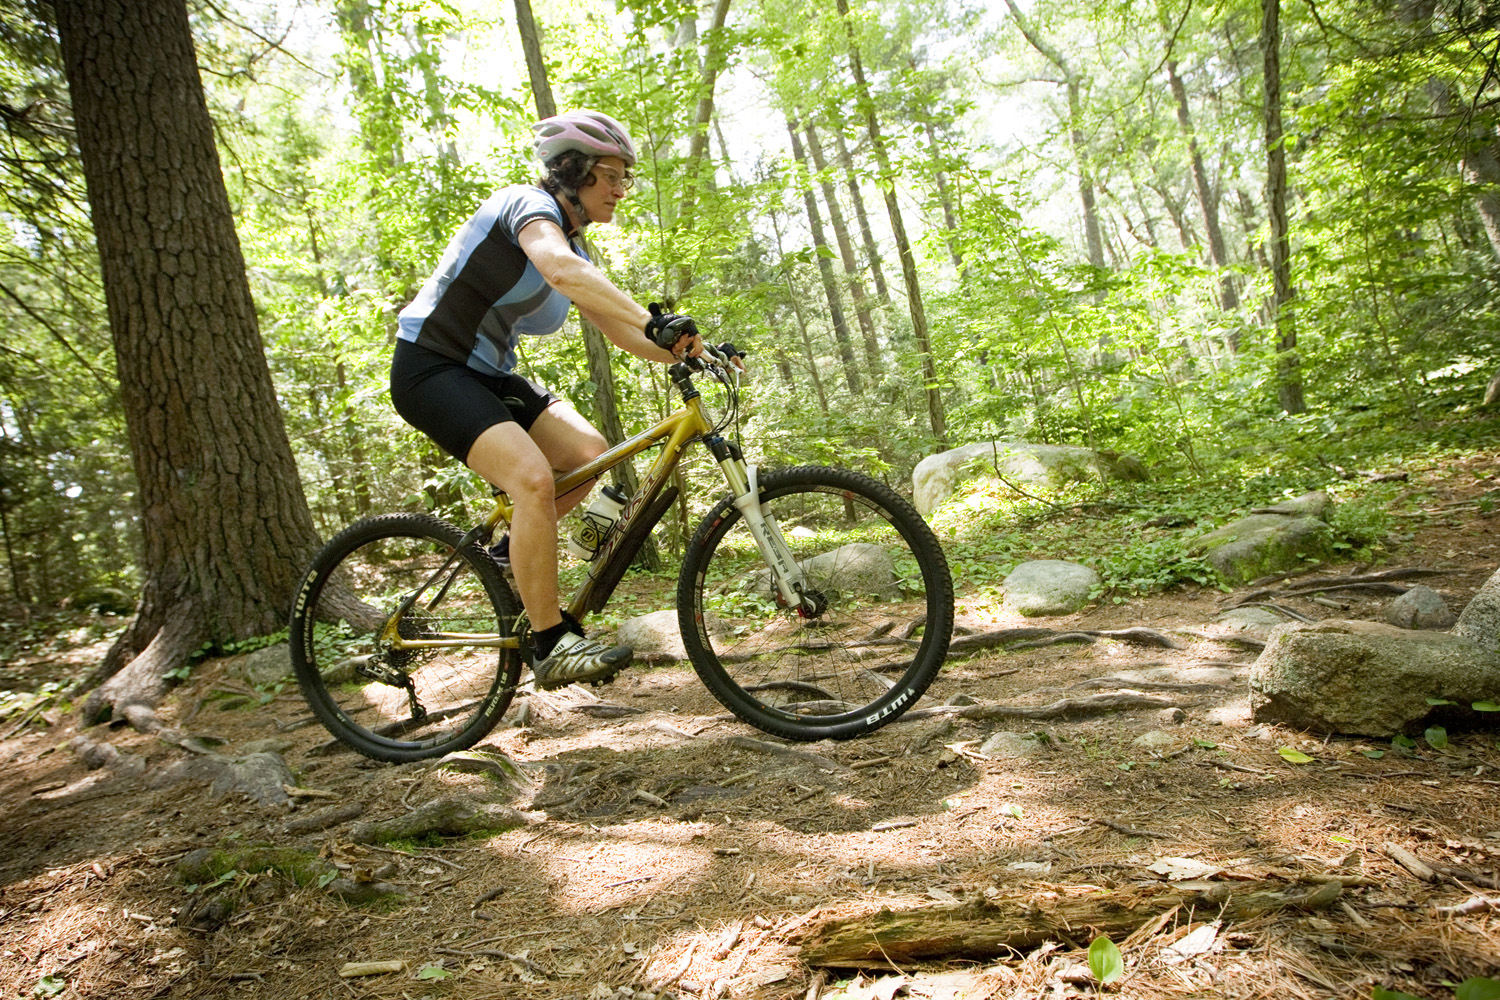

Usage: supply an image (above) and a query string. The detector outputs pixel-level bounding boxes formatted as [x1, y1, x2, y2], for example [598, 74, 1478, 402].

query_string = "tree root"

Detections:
[900, 691, 1180, 724]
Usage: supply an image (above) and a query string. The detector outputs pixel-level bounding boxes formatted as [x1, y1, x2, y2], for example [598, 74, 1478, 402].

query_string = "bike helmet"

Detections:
[533, 110, 637, 169]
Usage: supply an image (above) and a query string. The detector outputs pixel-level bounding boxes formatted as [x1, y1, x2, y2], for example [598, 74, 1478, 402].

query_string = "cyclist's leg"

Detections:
[527, 400, 608, 516]
[466, 422, 564, 632]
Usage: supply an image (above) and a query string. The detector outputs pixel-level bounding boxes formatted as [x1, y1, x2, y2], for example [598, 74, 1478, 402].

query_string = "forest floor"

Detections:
[0, 458, 1498, 1000]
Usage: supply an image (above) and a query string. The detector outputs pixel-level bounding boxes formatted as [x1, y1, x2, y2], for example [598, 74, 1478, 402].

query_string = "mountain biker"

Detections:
[390, 109, 701, 691]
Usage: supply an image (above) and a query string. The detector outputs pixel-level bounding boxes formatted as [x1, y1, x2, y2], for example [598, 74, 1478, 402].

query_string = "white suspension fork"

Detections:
[718, 458, 809, 609]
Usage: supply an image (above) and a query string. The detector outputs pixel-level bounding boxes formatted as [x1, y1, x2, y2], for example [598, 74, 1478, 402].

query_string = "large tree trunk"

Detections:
[55, 0, 323, 726]
[788, 118, 861, 392]
[1261, 0, 1305, 413]
[835, 0, 947, 446]
[804, 121, 881, 371]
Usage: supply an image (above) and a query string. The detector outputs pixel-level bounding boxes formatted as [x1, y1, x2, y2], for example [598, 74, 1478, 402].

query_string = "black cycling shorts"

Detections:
[390, 339, 559, 463]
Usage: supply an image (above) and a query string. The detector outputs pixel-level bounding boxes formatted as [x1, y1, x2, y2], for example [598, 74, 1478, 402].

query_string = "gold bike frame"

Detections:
[383, 391, 717, 654]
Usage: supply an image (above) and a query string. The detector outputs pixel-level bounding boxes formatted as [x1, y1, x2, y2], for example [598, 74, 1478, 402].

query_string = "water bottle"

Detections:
[567, 485, 628, 561]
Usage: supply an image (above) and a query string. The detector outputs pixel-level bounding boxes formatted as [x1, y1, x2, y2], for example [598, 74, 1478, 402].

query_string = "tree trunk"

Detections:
[1166, 57, 1241, 329]
[769, 210, 831, 414]
[832, 126, 892, 307]
[921, 117, 965, 273]
[512, 0, 556, 118]
[805, 122, 881, 371]
[55, 0, 323, 726]
[1261, 0, 1305, 413]
[787, 117, 861, 393]
[512, 1, 656, 567]
[835, 0, 947, 446]
[672, 0, 733, 300]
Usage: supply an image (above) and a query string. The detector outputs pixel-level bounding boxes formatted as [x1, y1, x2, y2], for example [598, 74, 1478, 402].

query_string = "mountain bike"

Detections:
[289, 347, 954, 762]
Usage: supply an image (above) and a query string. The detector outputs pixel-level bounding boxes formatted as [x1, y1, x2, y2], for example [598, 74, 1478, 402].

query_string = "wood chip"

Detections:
[338, 960, 404, 978]
[1381, 842, 1437, 882]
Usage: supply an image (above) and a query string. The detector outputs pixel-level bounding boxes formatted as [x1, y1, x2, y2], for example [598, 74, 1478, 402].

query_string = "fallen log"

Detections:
[797, 878, 1343, 968]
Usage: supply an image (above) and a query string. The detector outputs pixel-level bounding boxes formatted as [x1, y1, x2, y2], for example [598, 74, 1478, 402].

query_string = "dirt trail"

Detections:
[1, 469, 1497, 1000]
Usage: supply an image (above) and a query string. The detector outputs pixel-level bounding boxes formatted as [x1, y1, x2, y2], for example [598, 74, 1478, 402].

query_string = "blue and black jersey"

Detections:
[397, 185, 587, 376]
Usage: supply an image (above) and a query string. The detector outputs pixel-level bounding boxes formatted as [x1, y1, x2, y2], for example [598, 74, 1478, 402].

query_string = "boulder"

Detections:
[748, 542, 901, 602]
[226, 644, 293, 687]
[617, 609, 728, 661]
[1248, 619, 1500, 736]
[1002, 560, 1099, 617]
[913, 441, 1146, 517]
[1454, 565, 1500, 651]
[1385, 585, 1456, 630]
[1190, 496, 1338, 585]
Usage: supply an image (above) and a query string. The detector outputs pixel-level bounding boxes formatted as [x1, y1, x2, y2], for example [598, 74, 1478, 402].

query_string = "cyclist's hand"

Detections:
[646, 302, 701, 357]
[715, 341, 748, 372]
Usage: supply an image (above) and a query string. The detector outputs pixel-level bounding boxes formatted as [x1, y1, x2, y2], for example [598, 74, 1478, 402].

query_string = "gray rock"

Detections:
[1131, 730, 1178, 751]
[977, 731, 1047, 759]
[1191, 514, 1337, 585]
[209, 752, 295, 807]
[913, 441, 1146, 517]
[1254, 491, 1334, 520]
[744, 542, 902, 605]
[1249, 619, 1500, 735]
[1454, 565, 1500, 651]
[616, 608, 728, 661]
[1214, 607, 1294, 637]
[1385, 585, 1456, 630]
[1002, 560, 1099, 617]
[227, 643, 293, 687]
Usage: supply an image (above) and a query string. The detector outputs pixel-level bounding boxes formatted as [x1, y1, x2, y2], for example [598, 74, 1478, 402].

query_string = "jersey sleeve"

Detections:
[495, 187, 566, 244]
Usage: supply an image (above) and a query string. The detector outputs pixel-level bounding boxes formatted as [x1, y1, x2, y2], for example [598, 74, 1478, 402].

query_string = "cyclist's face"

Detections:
[580, 155, 631, 224]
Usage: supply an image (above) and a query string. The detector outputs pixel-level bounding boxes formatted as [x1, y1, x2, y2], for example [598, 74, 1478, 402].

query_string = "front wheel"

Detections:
[289, 513, 522, 763]
[678, 466, 954, 741]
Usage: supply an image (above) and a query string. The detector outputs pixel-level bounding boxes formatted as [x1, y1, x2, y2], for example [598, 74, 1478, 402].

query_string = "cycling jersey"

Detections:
[397, 185, 587, 375]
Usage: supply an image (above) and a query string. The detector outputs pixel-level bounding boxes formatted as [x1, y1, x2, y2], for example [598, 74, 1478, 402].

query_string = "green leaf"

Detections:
[33, 976, 66, 997]
[1456, 976, 1500, 1000]
[316, 871, 337, 889]
[1392, 734, 1417, 749]
[1425, 697, 1456, 706]
[1361, 749, 1385, 759]
[1424, 726, 1448, 749]
[1371, 989, 1423, 1000]
[1329, 834, 1353, 843]
[1277, 747, 1315, 764]
[1471, 701, 1500, 712]
[415, 965, 452, 981]
[1192, 738, 1218, 749]
[1087, 935, 1124, 985]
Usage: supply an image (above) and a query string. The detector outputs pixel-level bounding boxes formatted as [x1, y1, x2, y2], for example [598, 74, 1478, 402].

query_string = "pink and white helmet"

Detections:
[533, 110, 637, 169]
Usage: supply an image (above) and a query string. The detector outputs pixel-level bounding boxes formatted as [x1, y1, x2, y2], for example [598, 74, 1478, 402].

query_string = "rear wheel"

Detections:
[678, 466, 953, 741]
[289, 513, 521, 762]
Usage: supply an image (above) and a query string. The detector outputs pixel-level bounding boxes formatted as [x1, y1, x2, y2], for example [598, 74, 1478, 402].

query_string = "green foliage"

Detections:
[1087, 934, 1124, 984]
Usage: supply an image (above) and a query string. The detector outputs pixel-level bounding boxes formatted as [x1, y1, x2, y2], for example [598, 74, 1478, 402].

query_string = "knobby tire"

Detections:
[289, 513, 521, 763]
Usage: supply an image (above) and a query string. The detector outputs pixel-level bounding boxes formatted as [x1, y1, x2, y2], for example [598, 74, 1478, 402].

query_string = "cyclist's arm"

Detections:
[517, 219, 682, 364]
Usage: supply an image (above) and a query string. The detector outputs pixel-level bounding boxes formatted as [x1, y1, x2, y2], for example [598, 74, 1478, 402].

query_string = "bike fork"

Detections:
[712, 447, 811, 612]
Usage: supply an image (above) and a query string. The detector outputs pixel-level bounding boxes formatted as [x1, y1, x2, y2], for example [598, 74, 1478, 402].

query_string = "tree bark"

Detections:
[55, 0, 323, 725]
[805, 121, 881, 371]
[788, 117, 862, 391]
[769, 209, 831, 413]
[1002, 0, 1106, 281]
[672, 0, 733, 300]
[835, 0, 946, 446]
[512, 0, 654, 565]
[512, 0, 556, 118]
[1261, 0, 1305, 413]
[1165, 57, 1241, 329]
[832, 126, 892, 307]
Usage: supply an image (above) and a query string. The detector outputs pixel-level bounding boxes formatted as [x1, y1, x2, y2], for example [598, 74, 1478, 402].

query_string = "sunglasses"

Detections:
[591, 166, 635, 191]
